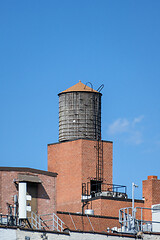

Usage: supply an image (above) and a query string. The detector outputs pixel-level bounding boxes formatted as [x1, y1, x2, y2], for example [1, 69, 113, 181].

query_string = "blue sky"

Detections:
[0, 0, 160, 199]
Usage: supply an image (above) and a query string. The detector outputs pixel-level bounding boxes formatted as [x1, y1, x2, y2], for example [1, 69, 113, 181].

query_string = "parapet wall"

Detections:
[1, 226, 160, 240]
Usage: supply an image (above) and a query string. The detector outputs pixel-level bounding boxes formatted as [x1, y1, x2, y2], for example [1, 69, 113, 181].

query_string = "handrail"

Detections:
[82, 181, 127, 197]
[29, 212, 66, 232]
[119, 206, 160, 233]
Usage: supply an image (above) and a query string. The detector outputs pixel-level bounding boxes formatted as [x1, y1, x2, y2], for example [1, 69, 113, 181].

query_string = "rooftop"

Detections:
[0, 167, 57, 177]
[59, 80, 100, 95]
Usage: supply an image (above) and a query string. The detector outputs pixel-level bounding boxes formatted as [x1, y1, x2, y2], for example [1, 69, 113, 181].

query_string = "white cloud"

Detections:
[107, 116, 144, 145]
[108, 118, 129, 135]
[133, 115, 144, 125]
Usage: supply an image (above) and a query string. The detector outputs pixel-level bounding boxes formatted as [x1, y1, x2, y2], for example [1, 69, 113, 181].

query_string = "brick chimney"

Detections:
[143, 175, 160, 220]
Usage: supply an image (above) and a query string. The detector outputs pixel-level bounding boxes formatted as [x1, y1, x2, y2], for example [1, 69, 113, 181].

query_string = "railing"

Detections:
[82, 182, 127, 200]
[29, 212, 66, 232]
[119, 207, 160, 233]
[0, 211, 66, 232]
[30, 212, 43, 230]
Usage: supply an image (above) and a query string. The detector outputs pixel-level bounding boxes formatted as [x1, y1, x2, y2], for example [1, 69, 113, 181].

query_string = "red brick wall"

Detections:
[57, 212, 119, 231]
[48, 139, 113, 213]
[103, 141, 113, 184]
[1, 171, 18, 215]
[48, 140, 83, 212]
[37, 174, 56, 215]
[81, 140, 97, 183]
[0, 170, 56, 216]
[143, 176, 160, 220]
[88, 198, 144, 218]
[81, 140, 113, 184]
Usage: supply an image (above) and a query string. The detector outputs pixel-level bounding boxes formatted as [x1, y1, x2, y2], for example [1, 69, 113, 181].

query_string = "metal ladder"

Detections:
[96, 139, 103, 181]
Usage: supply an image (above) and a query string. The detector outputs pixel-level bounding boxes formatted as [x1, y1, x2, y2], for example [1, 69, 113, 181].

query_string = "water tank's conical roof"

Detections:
[59, 80, 100, 95]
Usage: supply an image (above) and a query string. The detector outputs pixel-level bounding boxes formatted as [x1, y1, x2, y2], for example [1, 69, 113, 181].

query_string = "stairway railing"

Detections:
[29, 212, 66, 232]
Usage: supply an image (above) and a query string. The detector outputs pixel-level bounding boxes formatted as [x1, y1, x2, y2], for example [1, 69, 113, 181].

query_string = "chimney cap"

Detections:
[148, 175, 158, 180]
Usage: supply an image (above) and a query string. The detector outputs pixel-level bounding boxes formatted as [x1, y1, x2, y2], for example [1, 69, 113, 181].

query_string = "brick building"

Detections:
[47, 81, 160, 230]
[48, 139, 113, 213]
[0, 81, 160, 233]
[0, 167, 57, 217]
